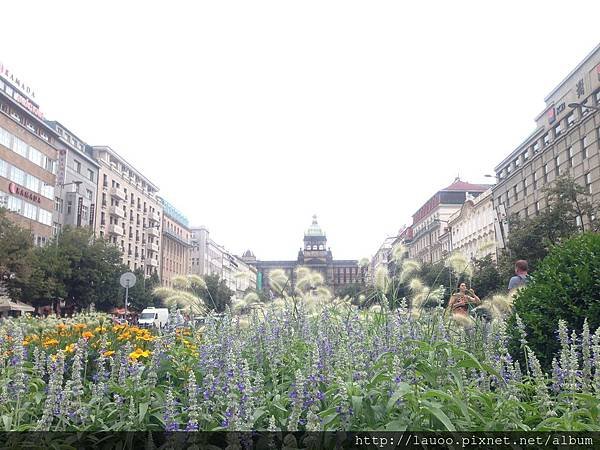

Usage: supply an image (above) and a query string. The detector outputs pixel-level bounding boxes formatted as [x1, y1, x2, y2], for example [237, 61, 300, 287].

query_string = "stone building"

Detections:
[493, 43, 600, 237]
[92, 146, 163, 277]
[245, 215, 366, 295]
[159, 197, 191, 287]
[0, 67, 57, 245]
[408, 179, 491, 264]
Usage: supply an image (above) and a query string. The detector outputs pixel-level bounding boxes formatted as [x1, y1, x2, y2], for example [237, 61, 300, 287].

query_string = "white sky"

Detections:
[1, 1, 599, 260]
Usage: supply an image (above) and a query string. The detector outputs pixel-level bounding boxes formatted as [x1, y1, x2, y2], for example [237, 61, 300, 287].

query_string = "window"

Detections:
[544, 163, 550, 182]
[12, 138, 28, 158]
[103, 174, 108, 188]
[567, 113, 575, 128]
[0, 127, 11, 148]
[535, 201, 540, 214]
[67, 200, 72, 215]
[543, 133, 550, 146]
[55, 197, 63, 213]
[533, 141, 540, 154]
[25, 174, 38, 192]
[568, 146, 574, 167]
[29, 148, 43, 167]
[554, 122, 562, 137]
[0, 158, 7, 178]
[523, 150, 529, 162]
[513, 185, 518, 201]
[522, 179, 528, 196]
[582, 136, 590, 159]
[38, 208, 52, 226]
[88, 169, 94, 182]
[42, 184, 54, 199]
[11, 166, 25, 185]
[585, 173, 593, 194]
[554, 155, 560, 176]
[74, 160, 81, 173]
[515, 157, 521, 168]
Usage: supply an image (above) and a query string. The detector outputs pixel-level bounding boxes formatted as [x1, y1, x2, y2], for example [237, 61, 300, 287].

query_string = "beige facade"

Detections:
[92, 146, 162, 277]
[448, 189, 496, 261]
[408, 179, 490, 264]
[0, 83, 57, 245]
[159, 197, 191, 287]
[493, 44, 600, 231]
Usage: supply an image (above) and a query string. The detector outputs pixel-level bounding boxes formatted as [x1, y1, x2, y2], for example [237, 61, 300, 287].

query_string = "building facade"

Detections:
[47, 121, 99, 236]
[367, 236, 396, 282]
[92, 146, 163, 276]
[408, 179, 490, 264]
[246, 215, 366, 295]
[447, 188, 496, 261]
[0, 67, 57, 245]
[190, 226, 257, 296]
[493, 44, 600, 236]
[159, 197, 191, 287]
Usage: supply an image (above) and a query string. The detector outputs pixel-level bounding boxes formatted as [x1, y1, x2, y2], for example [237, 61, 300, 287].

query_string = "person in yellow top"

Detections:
[448, 282, 481, 316]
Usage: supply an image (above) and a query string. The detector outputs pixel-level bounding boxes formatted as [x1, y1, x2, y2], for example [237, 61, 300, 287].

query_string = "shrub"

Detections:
[511, 232, 600, 370]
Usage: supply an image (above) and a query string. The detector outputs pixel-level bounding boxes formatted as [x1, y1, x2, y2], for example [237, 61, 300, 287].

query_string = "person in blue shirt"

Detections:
[508, 260, 529, 292]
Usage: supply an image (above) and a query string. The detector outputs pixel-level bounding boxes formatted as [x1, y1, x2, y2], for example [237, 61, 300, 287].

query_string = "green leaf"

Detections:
[386, 383, 411, 413]
[138, 402, 149, 423]
[421, 401, 456, 431]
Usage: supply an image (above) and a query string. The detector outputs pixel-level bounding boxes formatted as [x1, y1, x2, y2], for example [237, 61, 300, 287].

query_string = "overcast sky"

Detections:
[2, 1, 599, 260]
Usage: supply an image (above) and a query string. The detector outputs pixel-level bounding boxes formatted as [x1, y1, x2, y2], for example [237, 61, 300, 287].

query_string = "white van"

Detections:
[138, 307, 169, 328]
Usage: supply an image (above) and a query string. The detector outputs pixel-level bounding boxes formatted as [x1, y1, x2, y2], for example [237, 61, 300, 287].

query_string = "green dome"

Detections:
[305, 215, 325, 236]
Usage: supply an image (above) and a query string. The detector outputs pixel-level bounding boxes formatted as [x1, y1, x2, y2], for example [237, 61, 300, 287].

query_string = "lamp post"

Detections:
[568, 102, 600, 113]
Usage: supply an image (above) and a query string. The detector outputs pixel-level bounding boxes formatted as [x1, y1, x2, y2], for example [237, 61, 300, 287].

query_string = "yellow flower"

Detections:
[43, 338, 59, 347]
[65, 343, 76, 353]
[50, 354, 58, 362]
[82, 331, 94, 340]
[22, 339, 30, 346]
[129, 348, 151, 360]
[103, 350, 115, 357]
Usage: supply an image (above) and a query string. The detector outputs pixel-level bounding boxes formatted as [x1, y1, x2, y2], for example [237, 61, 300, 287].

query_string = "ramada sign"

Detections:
[8, 182, 41, 204]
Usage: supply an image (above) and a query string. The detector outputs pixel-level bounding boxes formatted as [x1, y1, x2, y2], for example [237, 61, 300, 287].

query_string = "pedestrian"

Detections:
[508, 260, 530, 292]
[448, 282, 481, 316]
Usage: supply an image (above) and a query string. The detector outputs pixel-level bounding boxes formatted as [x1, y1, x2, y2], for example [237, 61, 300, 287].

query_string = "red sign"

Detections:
[8, 182, 41, 204]
[547, 107, 556, 124]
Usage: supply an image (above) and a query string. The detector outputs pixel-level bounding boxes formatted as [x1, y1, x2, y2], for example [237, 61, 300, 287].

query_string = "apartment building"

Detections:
[92, 146, 162, 276]
[447, 188, 496, 261]
[493, 43, 600, 231]
[46, 121, 99, 236]
[408, 179, 490, 264]
[0, 66, 57, 245]
[159, 197, 191, 287]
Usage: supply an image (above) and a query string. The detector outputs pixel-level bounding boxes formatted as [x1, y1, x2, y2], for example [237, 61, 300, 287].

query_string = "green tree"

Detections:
[124, 268, 160, 312]
[470, 255, 503, 299]
[21, 227, 126, 311]
[510, 232, 600, 370]
[0, 208, 34, 297]
[203, 274, 234, 313]
[499, 175, 599, 282]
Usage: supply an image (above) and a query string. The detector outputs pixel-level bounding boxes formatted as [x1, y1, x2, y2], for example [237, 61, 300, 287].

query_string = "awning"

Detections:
[0, 297, 35, 313]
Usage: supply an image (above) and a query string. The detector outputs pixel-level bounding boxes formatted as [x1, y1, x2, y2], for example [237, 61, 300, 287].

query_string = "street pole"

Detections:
[125, 280, 129, 315]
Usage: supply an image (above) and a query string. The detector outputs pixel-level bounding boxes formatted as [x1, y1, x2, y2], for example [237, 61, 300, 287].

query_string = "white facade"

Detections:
[448, 189, 496, 261]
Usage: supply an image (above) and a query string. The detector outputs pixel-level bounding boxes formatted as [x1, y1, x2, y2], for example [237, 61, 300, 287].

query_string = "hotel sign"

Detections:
[0, 61, 44, 119]
[0, 61, 36, 99]
[8, 182, 41, 204]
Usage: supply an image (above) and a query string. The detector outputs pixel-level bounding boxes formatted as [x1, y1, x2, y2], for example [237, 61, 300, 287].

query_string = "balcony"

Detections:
[147, 258, 158, 267]
[147, 242, 159, 253]
[110, 187, 126, 201]
[108, 224, 124, 236]
[148, 211, 160, 223]
[109, 206, 125, 219]
[146, 227, 160, 238]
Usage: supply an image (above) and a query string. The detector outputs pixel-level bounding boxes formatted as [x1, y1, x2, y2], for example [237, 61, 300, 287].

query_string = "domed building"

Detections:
[246, 215, 366, 294]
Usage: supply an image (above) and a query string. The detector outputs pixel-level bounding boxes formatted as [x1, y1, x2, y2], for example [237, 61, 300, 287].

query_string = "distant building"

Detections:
[245, 215, 366, 295]
[190, 226, 257, 296]
[408, 179, 491, 264]
[92, 146, 163, 277]
[46, 121, 99, 236]
[493, 43, 600, 236]
[159, 197, 191, 286]
[446, 188, 496, 261]
[367, 236, 396, 283]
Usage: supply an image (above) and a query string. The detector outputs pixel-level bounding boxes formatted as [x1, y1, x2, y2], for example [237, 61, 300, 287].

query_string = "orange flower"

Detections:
[82, 331, 94, 340]
[103, 350, 115, 357]
[73, 323, 86, 330]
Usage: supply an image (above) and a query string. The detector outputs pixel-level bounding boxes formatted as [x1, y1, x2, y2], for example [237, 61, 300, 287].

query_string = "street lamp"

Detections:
[568, 102, 600, 112]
